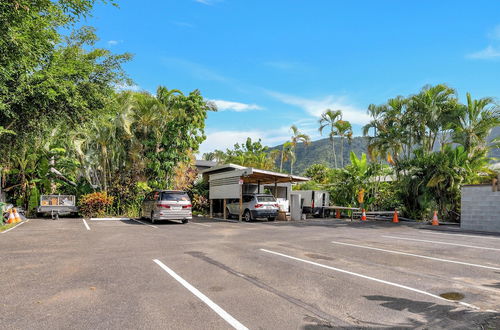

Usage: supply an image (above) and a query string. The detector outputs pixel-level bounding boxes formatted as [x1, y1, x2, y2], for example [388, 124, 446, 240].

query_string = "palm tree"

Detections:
[319, 109, 342, 168]
[289, 125, 311, 175]
[452, 92, 499, 156]
[279, 141, 294, 172]
[408, 84, 457, 154]
[334, 120, 353, 167]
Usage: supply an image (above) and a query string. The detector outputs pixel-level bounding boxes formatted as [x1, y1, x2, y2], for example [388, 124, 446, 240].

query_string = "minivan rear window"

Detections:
[161, 192, 190, 201]
[257, 196, 276, 202]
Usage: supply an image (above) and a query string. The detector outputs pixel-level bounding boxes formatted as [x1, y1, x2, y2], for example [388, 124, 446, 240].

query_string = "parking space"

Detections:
[1, 217, 499, 329]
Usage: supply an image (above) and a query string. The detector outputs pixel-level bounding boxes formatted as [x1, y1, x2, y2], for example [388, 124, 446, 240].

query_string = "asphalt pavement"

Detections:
[1, 216, 499, 329]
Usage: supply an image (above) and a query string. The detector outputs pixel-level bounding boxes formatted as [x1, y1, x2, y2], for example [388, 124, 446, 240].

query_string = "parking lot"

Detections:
[1, 217, 499, 329]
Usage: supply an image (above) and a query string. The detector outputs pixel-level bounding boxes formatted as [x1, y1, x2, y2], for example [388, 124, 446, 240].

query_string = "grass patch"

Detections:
[0, 222, 16, 232]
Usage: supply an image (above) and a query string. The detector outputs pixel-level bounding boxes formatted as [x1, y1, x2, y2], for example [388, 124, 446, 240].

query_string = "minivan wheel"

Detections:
[150, 211, 155, 224]
[182, 218, 189, 224]
[243, 210, 251, 222]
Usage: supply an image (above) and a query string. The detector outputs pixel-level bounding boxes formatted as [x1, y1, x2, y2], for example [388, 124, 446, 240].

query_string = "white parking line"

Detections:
[190, 222, 211, 227]
[383, 236, 500, 252]
[82, 219, 90, 230]
[331, 241, 500, 271]
[422, 231, 500, 241]
[1, 219, 29, 234]
[130, 218, 158, 228]
[260, 248, 480, 310]
[153, 259, 248, 330]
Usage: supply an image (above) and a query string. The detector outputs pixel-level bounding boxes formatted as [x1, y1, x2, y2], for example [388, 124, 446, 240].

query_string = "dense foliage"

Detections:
[203, 137, 278, 170]
[79, 192, 114, 218]
[0, 1, 215, 217]
[297, 84, 499, 222]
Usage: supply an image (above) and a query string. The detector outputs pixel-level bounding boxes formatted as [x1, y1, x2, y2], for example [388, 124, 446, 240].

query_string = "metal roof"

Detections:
[201, 163, 310, 184]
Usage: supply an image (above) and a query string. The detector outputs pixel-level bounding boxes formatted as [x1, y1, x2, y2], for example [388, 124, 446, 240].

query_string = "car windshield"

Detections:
[257, 196, 276, 202]
[161, 192, 190, 201]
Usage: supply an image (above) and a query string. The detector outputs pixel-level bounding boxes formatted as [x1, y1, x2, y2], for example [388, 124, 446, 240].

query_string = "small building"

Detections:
[200, 164, 309, 220]
[461, 183, 500, 233]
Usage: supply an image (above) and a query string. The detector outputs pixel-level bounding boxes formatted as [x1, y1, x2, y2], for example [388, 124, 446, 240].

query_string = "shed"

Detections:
[200, 164, 309, 221]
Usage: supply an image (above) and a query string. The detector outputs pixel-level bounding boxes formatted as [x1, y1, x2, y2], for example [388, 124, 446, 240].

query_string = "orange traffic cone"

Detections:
[7, 209, 15, 224]
[361, 209, 367, 221]
[13, 208, 22, 223]
[431, 211, 439, 226]
[392, 210, 399, 223]
[336, 209, 341, 219]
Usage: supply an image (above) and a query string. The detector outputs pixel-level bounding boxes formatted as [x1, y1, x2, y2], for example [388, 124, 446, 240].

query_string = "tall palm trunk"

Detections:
[280, 146, 284, 171]
[332, 138, 338, 168]
[340, 136, 344, 168]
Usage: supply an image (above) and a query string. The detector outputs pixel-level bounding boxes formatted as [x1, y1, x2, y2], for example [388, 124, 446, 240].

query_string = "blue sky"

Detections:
[83, 0, 500, 154]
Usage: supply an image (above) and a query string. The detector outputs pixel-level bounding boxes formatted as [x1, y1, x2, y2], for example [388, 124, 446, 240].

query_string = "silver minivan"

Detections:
[141, 190, 192, 224]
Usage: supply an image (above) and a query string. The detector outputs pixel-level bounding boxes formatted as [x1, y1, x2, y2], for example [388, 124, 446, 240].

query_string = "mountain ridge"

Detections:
[270, 127, 500, 175]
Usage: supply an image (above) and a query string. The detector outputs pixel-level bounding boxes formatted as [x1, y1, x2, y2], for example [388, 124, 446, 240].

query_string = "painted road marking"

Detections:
[130, 218, 158, 228]
[260, 248, 480, 310]
[1, 219, 29, 234]
[331, 241, 500, 271]
[422, 231, 500, 241]
[82, 219, 90, 230]
[383, 236, 500, 252]
[90, 217, 130, 221]
[190, 222, 211, 227]
[153, 259, 248, 330]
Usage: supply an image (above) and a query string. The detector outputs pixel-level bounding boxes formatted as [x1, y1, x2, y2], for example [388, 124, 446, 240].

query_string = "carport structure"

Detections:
[201, 164, 309, 221]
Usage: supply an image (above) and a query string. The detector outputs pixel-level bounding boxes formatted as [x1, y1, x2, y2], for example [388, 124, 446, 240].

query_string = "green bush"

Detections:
[79, 192, 114, 218]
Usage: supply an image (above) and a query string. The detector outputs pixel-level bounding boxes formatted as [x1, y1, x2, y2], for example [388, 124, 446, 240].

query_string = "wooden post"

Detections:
[257, 180, 261, 194]
[239, 184, 243, 222]
[209, 199, 213, 218]
[274, 179, 277, 198]
[223, 199, 227, 219]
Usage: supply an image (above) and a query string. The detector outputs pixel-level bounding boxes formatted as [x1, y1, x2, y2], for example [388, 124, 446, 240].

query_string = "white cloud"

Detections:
[107, 40, 121, 46]
[195, 0, 222, 5]
[162, 57, 229, 82]
[210, 99, 262, 112]
[115, 83, 141, 92]
[488, 24, 500, 40]
[267, 91, 370, 125]
[466, 45, 500, 59]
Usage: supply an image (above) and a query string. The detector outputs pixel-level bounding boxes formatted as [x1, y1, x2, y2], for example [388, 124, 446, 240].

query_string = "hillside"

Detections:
[269, 136, 369, 175]
[271, 127, 500, 175]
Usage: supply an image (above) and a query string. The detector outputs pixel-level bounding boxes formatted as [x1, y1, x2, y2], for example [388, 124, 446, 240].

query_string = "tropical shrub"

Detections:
[79, 192, 114, 218]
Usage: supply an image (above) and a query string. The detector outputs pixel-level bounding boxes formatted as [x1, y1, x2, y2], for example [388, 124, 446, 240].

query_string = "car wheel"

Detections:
[150, 211, 155, 224]
[182, 219, 189, 224]
[243, 210, 252, 222]
[268, 217, 276, 222]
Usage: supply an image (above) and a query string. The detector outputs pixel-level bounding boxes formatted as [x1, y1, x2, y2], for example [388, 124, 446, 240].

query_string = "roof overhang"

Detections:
[202, 163, 310, 184]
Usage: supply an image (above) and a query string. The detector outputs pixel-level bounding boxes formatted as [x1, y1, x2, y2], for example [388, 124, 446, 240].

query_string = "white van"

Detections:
[141, 190, 192, 224]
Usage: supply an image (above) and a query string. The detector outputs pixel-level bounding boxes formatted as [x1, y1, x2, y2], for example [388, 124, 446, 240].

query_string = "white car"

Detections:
[141, 190, 192, 224]
[227, 194, 279, 222]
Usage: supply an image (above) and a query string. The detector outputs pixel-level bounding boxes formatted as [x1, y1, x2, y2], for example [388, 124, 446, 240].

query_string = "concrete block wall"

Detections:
[461, 184, 500, 233]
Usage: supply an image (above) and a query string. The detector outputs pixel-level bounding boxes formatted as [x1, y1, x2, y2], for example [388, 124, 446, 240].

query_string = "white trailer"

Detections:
[293, 190, 330, 218]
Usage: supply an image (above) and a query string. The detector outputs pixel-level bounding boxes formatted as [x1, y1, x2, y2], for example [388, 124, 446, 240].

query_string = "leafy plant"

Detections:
[79, 192, 114, 218]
